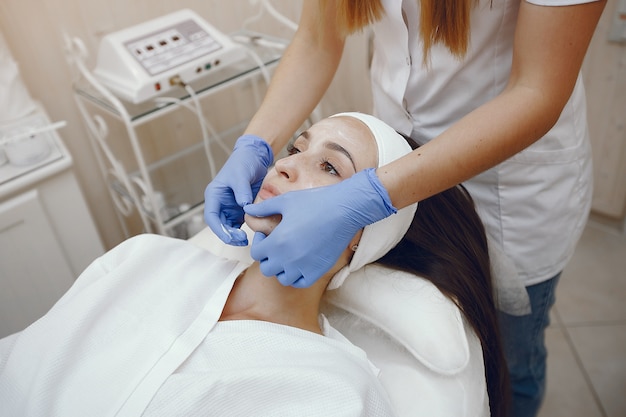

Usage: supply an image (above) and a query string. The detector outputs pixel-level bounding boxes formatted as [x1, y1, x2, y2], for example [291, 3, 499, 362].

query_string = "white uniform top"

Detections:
[371, 0, 596, 285]
[0, 234, 396, 417]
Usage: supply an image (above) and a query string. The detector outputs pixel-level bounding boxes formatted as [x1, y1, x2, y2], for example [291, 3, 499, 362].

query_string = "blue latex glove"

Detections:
[243, 168, 396, 287]
[204, 134, 273, 245]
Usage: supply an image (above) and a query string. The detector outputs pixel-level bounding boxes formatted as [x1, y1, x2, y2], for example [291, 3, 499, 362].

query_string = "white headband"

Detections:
[327, 112, 418, 290]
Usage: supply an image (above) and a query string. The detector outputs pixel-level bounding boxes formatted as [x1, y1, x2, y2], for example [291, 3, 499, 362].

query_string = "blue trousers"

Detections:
[498, 273, 561, 417]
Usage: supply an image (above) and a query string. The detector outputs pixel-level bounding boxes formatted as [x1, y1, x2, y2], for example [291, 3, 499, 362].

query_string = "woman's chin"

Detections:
[244, 213, 282, 236]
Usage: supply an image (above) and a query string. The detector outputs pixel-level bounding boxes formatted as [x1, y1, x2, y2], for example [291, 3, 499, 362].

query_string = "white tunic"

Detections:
[0, 234, 396, 417]
[371, 0, 596, 285]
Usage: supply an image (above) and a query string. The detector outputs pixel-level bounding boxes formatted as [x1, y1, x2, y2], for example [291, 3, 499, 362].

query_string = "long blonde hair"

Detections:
[319, 0, 476, 61]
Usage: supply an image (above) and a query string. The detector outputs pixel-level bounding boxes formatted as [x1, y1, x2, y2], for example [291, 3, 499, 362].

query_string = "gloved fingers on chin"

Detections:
[258, 258, 282, 278]
[249, 231, 269, 261]
[232, 185, 254, 208]
[290, 276, 313, 288]
[243, 197, 281, 217]
[275, 267, 305, 287]
[275, 270, 300, 287]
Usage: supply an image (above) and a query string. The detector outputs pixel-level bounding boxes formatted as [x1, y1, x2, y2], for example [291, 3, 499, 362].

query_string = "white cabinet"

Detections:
[0, 190, 75, 337]
[0, 110, 104, 338]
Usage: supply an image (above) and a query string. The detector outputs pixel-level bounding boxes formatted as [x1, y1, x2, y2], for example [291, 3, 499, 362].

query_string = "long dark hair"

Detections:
[377, 139, 510, 417]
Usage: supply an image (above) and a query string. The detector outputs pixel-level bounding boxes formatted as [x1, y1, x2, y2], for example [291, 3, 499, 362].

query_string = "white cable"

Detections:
[230, 36, 272, 86]
[187, 85, 217, 178]
[153, 95, 232, 157]
[244, 0, 298, 33]
[242, 1, 264, 30]
[152, 84, 238, 180]
[261, 0, 298, 33]
[238, 2, 321, 126]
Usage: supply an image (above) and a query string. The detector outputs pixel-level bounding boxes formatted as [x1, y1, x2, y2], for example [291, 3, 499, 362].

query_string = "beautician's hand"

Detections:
[204, 135, 273, 245]
[244, 168, 396, 287]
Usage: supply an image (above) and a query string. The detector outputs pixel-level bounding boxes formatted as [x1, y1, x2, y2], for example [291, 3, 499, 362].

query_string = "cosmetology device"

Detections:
[93, 9, 246, 104]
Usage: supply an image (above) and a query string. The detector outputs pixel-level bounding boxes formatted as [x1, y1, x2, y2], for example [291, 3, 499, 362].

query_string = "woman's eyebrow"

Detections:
[325, 142, 356, 172]
[301, 130, 357, 172]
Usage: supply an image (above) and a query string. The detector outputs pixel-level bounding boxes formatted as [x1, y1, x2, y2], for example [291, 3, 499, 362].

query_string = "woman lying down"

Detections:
[0, 113, 508, 416]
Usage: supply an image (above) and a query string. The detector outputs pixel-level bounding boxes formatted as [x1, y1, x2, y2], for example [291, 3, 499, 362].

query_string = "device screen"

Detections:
[124, 19, 223, 76]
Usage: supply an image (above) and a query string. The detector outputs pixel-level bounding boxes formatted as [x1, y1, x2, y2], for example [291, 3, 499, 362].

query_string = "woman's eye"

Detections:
[321, 160, 339, 176]
[286, 143, 300, 156]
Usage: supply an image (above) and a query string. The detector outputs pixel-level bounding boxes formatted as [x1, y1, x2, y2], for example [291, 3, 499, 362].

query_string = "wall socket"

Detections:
[608, 0, 626, 43]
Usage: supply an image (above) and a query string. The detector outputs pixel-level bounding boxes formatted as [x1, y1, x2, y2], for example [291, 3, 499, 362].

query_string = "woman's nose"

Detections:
[273, 155, 298, 181]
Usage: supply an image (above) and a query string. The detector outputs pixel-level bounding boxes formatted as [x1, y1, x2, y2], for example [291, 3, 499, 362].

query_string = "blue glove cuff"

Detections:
[363, 168, 397, 216]
[235, 134, 274, 167]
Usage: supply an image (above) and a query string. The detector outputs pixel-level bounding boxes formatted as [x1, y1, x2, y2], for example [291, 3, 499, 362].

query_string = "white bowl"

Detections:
[4, 130, 51, 166]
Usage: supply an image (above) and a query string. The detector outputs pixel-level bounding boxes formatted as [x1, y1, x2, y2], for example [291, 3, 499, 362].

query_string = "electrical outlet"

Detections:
[608, 0, 626, 43]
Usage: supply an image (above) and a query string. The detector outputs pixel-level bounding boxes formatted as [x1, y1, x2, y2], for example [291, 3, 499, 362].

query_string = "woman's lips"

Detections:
[257, 183, 281, 201]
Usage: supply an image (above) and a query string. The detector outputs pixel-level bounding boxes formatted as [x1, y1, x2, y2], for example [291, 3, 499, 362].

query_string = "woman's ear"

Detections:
[348, 230, 363, 253]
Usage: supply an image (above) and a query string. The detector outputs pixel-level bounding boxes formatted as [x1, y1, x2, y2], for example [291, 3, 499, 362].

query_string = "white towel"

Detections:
[328, 112, 418, 290]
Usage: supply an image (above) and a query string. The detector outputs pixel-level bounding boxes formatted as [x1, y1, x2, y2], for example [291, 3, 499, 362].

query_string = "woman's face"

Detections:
[245, 116, 378, 235]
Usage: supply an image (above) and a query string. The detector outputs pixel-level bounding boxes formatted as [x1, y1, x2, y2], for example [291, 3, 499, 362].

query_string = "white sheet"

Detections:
[190, 226, 491, 417]
[0, 234, 395, 417]
[144, 319, 393, 416]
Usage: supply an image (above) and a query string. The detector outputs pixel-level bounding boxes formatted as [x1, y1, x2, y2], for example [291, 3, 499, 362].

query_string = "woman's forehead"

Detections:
[307, 117, 378, 167]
